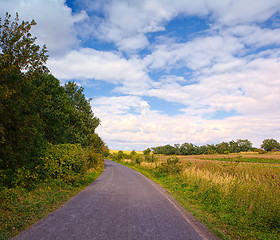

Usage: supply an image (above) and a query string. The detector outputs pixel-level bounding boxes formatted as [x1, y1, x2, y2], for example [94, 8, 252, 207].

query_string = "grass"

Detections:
[0, 166, 104, 240]
[109, 149, 143, 155]
[112, 153, 280, 240]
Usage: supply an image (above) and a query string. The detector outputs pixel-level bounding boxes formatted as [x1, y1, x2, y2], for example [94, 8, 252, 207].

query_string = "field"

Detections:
[112, 152, 280, 240]
[109, 149, 143, 155]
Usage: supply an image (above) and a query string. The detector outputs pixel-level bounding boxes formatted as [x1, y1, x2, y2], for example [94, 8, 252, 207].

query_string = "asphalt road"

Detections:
[13, 160, 218, 240]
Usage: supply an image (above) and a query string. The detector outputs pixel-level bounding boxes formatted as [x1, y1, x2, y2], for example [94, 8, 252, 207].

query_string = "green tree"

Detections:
[0, 12, 48, 73]
[31, 74, 73, 144]
[229, 140, 238, 153]
[261, 139, 280, 152]
[0, 13, 49, 178]
[216, 142, 229, 154]
[64, 81, 100, 147]
[143, 148, 151, 155]
[0, 13, 105, 188]
[179, 142, 198, 155]
[236, 139, 252, 152]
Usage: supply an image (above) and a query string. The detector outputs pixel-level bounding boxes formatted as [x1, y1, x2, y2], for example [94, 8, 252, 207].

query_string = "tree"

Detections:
[0, 12, 48, 73]
[64, 81, 100, 147]
[0, 13, 49, 175]
[229, 140, 238, 153]
[261, 139, 280, 152]
[31, 74, 73, 144]
[236, 139, 252, 152]
[179, 142, 198, 155]
[216, 142, 229, 154]
[0, 13, 106, 188]
[143, 148, 151, 155]
[206, 144, 216, 154]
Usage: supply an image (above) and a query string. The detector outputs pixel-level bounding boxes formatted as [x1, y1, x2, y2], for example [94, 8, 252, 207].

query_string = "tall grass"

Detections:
[180, 161, 280, 239]
[112, 152, 280, 240]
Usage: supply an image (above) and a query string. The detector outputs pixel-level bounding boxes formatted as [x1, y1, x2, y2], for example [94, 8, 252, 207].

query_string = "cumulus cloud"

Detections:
[92, 95, 147, 115]
[3, 0, 280, 150]
[75, 0, 280, 53]
[0, 0, 86, 55]
[47, 48, 151, 93]
[145, 35, 243, 71]
[93, 95, 280, 150]
[146, 52, 280, 117]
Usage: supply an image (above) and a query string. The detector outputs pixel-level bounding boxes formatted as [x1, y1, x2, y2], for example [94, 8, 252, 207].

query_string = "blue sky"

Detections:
[2, 0, 280, 150]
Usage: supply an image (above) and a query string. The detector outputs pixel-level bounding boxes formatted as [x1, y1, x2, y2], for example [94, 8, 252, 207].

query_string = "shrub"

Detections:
[156, 156, 183, 175]
[135, 155, 142, 165]
[254, 149, 267, 154]
[87, 151, 104, 169]
[11, 167, 39, 189]
[40, 144, 87, 183]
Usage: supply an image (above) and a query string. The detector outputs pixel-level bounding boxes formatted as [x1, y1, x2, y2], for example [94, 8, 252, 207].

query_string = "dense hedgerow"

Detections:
[0, 13, 107, 188]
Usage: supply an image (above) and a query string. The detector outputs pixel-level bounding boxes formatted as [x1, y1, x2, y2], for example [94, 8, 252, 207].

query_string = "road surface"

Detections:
[13, 159, 218, 240]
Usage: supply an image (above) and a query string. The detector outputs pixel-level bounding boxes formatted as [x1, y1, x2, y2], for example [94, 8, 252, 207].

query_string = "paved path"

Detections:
[13, 160, 218, 240]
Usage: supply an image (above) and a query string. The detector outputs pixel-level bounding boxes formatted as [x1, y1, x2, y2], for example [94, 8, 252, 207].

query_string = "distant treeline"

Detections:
[151, 138, 280, 155]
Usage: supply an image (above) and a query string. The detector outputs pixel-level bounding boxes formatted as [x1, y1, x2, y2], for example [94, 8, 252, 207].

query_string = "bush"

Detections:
[87, 151, 104, 169]
[156, 156, 183, 175]
[254, 149, 267, 154]
[40, 144, 87, 183]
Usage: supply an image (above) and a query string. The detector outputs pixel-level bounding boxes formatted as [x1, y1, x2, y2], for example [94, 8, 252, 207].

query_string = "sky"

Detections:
[1, 0, 280, 150]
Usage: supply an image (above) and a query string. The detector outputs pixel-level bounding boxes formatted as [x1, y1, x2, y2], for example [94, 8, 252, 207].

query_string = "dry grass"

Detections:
[132, 153, 280, 239]
[109, 150, 143, 155]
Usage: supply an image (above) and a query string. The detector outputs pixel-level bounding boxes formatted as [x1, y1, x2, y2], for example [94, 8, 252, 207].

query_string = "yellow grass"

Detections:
[109, 150, 143, 155]
[116, 153, 280, 239]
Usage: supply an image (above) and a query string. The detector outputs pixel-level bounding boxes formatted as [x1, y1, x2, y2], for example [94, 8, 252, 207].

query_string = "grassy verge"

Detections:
[0, 166, 104, 240]
[112, 155, 280, 240]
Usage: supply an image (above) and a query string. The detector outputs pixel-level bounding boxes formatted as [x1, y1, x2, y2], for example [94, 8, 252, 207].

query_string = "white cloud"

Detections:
[0, 0, 86, 55]
[92, 95, 148, 115]
[146, 53, 280, 117]
[3, 0, 280, 150]
[93, 95, 280, 150]
[76, 0, 280, 53]
[207, 0, 280, 25]
[227, 25, 280, 48]
[47, 48, 151, 93]
[145, 35, 243, 71]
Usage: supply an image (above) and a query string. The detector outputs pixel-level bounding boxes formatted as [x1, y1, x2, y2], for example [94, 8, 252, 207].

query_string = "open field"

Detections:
[155, 152, 280, 164]
[111, 152, 280, 240]
[109, 149, 143, 155]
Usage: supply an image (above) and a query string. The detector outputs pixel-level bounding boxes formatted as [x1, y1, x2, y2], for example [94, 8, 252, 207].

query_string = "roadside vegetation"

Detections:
[0, 13, 108, 239]
[110, 148, 280, 240]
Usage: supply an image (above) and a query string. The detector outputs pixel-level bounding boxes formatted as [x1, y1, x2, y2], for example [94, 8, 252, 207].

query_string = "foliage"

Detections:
[64, 81, 100, 147]
[143, 148, 157, 162]
[261, 139, 280, 152]
[87, 133, 108, 169]
[31, 74, 73, 145]
[143, 148, 151, 155]
[155, 156, 183, 175]
[0, 13, 49, 185]
[40, 144, 88, 184]
[152, 139, 254, 155]
[0, 12, 48, 73]
[0, 13, 105, 188]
